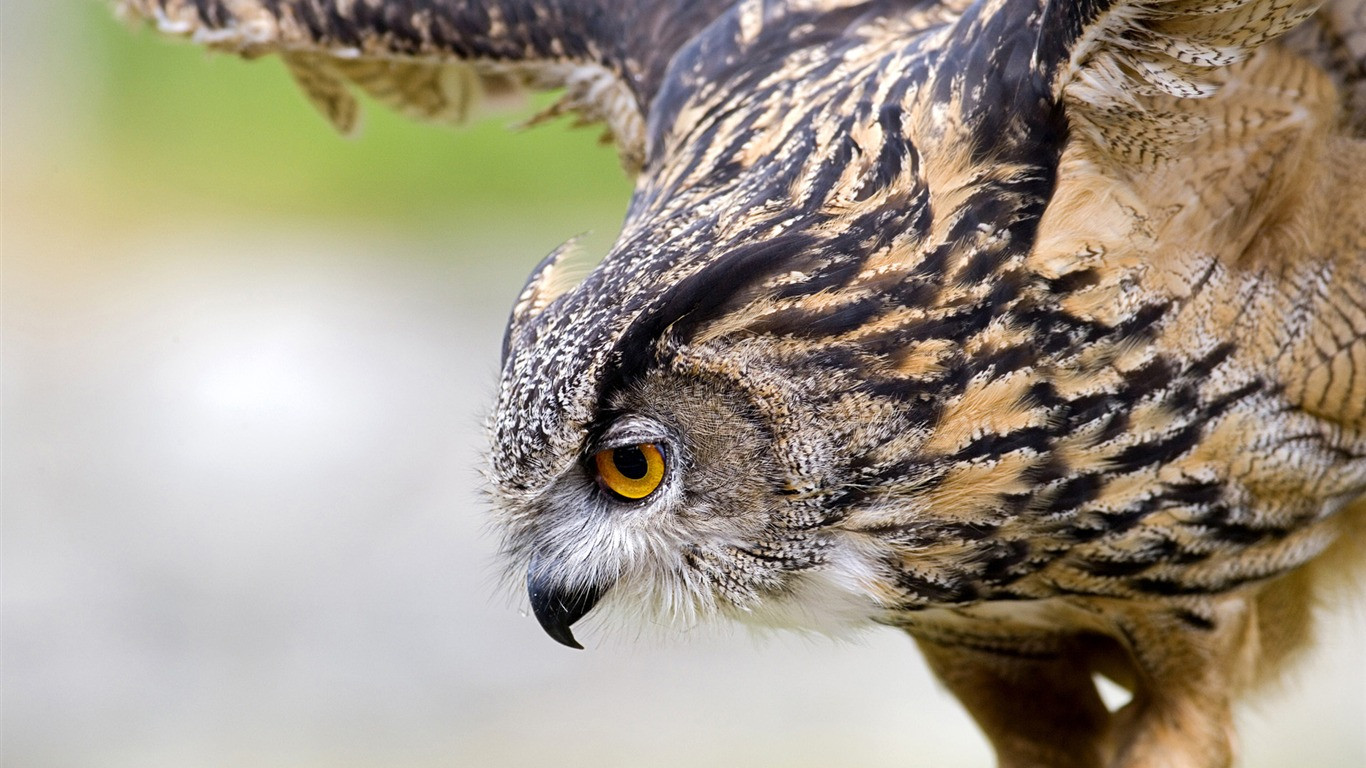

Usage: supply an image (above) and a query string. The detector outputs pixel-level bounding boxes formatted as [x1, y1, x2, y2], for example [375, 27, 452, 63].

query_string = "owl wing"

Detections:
[1027, 0, 1366, 431]
[116, 0, 736, 172]
[1032, 0, 1323, 159]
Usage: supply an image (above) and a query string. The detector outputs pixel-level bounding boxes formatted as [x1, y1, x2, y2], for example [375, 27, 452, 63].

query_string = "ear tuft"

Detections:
[502, 236, 592, 364]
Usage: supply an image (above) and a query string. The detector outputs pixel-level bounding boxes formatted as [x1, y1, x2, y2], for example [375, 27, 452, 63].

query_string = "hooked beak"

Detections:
[526, 563, 609, 650]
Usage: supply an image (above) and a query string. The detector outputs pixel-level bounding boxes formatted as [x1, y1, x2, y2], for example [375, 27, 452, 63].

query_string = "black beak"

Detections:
[526, 564, 608, 650]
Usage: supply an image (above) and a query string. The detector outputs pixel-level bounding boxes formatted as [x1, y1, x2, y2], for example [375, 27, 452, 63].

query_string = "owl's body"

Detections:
[122, 1, 1365, 765]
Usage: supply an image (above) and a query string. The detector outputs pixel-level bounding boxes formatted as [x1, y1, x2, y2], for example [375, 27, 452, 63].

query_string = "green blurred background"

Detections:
[3, 4, 1362, 767]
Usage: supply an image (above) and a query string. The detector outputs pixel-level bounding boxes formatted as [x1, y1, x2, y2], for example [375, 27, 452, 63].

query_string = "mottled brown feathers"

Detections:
[121, 1, 1365, 766]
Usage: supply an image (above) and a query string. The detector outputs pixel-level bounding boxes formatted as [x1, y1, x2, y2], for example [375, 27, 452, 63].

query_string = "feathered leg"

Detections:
[1102, 602, 1254, 768]
[915, 634, 1112, 768]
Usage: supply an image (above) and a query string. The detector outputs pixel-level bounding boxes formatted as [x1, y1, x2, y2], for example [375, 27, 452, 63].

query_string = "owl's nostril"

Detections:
[526, 562, 610, 650]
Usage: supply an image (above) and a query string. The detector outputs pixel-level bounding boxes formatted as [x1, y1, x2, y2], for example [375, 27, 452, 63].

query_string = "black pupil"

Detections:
[612, 446, 651, 480]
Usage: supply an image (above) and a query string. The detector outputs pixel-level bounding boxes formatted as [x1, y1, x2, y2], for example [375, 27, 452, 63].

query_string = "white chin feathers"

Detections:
[724, 553, 886, 637]
[595, 544, 886, 642]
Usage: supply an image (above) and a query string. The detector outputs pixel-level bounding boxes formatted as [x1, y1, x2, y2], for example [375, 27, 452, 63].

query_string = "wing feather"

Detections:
[116, 0, 735, 173]
[1036, 0, 1322, 158]
[1030, 0, 1365, 433]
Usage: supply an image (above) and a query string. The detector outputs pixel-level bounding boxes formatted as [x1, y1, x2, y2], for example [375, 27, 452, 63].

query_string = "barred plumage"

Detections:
[119, 1, 1366, 765]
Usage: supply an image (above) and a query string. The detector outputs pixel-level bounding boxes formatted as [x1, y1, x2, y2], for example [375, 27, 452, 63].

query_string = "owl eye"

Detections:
[594, 443, 666, 500]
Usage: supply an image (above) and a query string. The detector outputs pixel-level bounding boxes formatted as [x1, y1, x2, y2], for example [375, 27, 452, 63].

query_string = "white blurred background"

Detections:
[3, 4, 1362, 767]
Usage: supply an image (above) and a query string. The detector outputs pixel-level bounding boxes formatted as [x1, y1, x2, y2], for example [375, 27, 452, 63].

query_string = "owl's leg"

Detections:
[914, 634, 1111, 768]
[1104, 600, 1254, 768]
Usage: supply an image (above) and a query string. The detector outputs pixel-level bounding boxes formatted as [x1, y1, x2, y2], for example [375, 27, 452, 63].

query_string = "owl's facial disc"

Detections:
[520, 415, 679, 648]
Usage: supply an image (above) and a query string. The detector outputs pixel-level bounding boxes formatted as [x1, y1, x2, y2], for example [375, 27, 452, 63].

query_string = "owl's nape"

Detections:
[120, 1, 1366, 766]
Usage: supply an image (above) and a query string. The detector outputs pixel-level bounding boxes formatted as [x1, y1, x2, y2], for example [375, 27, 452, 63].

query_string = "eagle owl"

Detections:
[120, 1, 1366, 766]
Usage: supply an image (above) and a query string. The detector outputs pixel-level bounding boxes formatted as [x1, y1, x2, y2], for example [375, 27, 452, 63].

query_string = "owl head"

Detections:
[487, 247, 906, 647]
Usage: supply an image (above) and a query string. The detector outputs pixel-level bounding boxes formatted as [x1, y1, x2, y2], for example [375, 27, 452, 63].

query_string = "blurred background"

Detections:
[3, 4, 1362, 767]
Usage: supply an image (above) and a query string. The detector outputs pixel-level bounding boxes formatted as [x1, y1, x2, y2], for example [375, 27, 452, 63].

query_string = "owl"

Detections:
[120, 1, 1366, 766]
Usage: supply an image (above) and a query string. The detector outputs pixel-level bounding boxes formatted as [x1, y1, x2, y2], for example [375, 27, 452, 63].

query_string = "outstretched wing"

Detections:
[116, 0, 737, 172]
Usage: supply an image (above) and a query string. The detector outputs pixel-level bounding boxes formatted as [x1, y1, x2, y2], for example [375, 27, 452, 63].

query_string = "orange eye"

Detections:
[594, 443, 667, 500]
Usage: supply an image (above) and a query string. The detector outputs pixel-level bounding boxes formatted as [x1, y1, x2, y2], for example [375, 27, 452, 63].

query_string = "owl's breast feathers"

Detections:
[493, 0, 1365, 612]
